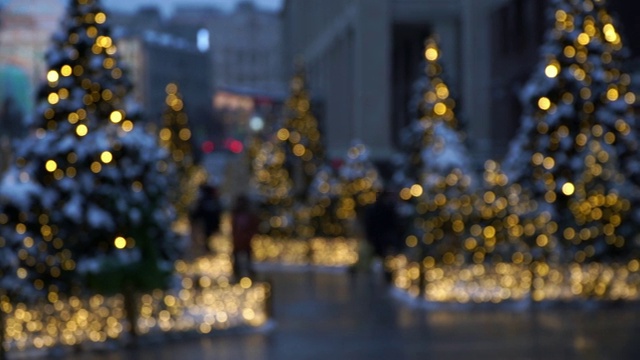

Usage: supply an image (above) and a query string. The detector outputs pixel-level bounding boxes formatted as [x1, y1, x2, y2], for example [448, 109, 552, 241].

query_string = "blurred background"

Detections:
[2, 0, 638, 175]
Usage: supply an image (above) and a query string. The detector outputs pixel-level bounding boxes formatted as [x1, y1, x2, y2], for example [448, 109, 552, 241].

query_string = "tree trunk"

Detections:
[123, 286, 139, 347]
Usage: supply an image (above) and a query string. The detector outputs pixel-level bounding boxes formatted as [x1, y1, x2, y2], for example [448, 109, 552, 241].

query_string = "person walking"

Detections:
[230, 194, 260, 279]
[190, 184, 222, 257]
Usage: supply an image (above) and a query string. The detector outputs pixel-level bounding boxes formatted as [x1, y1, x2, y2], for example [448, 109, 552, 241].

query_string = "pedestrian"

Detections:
[231, 194, 260, 279]
[361, 189, 401, 281]
[190, 184, 222, 257]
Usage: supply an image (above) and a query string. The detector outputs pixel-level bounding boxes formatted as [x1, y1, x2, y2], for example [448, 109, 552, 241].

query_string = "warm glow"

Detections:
[425, 47, 439, 61]
[48, 93, 60, 105]
[122, 120, 134, 132]
[61, 65, 73, 77]
[114, 236, 127, 249]
[577, 33, 590, 45]
[100, 151, 113, 164]
[606, 88, 619, 101]
[95, 12, 107, 24]
[110, 111, 123, 123]
[434, 103, 447, 116]
[545, 64, 559, 78]
[562, 182, 575, 196]
[45, 160, 58, 172]
[410, 184, 423, 197]
[76, 124, 88, 137]
[538, 97, 551, 110]
[47, 70, 59, 83]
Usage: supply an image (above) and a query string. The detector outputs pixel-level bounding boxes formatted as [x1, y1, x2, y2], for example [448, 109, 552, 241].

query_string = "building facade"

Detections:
[282, 0, 640, 164]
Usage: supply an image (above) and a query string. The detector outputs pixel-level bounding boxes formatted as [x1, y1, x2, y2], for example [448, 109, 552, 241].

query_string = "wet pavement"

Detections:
[57, 268, 640, 360]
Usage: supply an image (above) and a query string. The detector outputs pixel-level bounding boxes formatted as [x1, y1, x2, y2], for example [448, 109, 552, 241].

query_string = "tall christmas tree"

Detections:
[504, 0, 640, 263]
[398, 37, 475, 263]
[158, 83, 206, 222]
[0, 0, 178, 307]
[251, 66, 326, 239]
[279, 66, 325, 199]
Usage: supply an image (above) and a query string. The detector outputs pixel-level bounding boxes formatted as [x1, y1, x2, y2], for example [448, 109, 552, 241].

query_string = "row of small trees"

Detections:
[250, 69, 382, 241]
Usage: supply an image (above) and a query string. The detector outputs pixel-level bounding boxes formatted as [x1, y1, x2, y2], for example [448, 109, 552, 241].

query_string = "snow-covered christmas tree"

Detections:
[307, 164, 343, 237]
[504, 0, 640, 263]
[336, 141, 382, 225]
[0, 0, 179, 302]
[397, 36, 475, 263]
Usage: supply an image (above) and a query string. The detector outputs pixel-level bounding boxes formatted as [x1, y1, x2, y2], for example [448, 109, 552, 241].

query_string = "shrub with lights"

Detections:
[0, 0, 179, 343]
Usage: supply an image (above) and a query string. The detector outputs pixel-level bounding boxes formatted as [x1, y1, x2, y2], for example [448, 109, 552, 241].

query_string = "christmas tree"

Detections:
[0, 0, 178, 310]
[251, 66, 326, 239]
[504, 0, 640, 264]
[397, 37, 475, 263]
[307, 164, 343, 237]
[158, 83, 206, 222]
[251, 138, 295, 237]
[336, 141, 382, 226]
[279, 66, 325, 199]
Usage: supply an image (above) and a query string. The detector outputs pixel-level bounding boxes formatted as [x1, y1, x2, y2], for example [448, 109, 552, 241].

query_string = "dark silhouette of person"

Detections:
[190, 184, 222, 254]
[362, 190, 401, 281]
[231, 194, 260, 279]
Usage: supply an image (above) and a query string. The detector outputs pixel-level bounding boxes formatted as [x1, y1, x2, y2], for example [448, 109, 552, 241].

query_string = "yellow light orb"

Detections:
[76, 124, 88, 137]
[100, 151, 113, 164]
[47, 70, 59, 83]
[48, 93, 60, 105]
[538, 97, 551, 110]
[410, 184, 423, 197]
[95, 12, 107, 24]
[562, 182, 575, 195]
[122, 120, 134, 132]
[61, 65, 73, 77]
[603, 24, 617, 42]
[45, 160, 58, 172]
[434, 103, 447, 116]
[159, 128, 172, 141]
[544, 64, 559, 78]
[425, 47, 439, 61]
[277, 128, 290, 141]
[606, 88, 619, 101]
[179, 128, 191, 141]
[110, 111, 123, 123]
[577, 33, 590, 45]
[114, 236, 127, 249]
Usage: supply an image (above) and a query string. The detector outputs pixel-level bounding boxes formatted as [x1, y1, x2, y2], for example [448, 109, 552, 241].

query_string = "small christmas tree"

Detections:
[251, 138, 295, 237]
[504, 0, 640, 264]
[0, 0, 179, 321]
[307, 164, 343, 238]
[336, 141, 382, 227]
